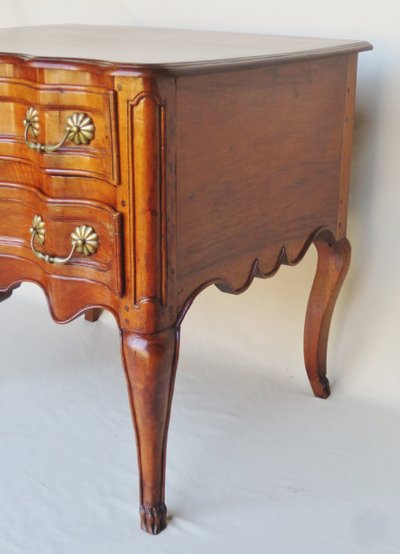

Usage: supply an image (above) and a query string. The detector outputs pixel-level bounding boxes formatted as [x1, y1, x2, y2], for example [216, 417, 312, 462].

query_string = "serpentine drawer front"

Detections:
[0, 81, 118, 188]
[0, 184, 122, 294]
[0, 25, 372, 536]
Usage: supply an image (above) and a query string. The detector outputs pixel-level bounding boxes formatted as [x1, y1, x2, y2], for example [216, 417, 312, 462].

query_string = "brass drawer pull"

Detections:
[23, 107, 95, 153]
[29, 215, 99, 265]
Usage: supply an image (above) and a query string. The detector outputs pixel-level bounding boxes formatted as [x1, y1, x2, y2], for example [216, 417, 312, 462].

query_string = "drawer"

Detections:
[0, 80, 119, 186]
[0, 183, 122, 295]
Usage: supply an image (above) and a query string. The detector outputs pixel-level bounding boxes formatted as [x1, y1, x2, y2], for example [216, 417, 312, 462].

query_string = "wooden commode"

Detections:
[0, 25, 372, 534]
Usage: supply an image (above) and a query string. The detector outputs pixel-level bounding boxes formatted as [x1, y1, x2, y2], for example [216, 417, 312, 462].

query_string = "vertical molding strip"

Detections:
[129, 92, 167, 308]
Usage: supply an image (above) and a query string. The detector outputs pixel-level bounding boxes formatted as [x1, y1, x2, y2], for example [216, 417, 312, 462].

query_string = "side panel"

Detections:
[176, 54, 356, 307]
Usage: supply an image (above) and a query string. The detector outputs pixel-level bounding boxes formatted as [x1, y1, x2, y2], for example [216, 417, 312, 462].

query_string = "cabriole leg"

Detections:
[304, 232, 351, 398]
[120, 326, 180, 535]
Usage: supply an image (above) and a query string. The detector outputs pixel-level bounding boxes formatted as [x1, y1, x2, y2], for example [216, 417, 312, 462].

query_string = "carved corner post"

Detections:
[114, 74, 178, 534]
[304, 54, 357, 399]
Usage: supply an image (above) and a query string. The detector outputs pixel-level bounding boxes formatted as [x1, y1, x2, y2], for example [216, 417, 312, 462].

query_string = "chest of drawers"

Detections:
[0, 25, 371, 535]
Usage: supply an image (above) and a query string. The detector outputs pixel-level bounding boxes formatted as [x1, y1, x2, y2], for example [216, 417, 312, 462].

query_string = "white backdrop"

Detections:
[0, 2, 399, 553]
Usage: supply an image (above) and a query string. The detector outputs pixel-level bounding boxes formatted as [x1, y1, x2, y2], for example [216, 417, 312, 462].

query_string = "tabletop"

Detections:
[0, 25, 372, 70]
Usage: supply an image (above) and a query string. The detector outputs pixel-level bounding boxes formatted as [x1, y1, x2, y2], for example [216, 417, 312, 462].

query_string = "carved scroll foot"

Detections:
[0, 284, 21, 303]
[304, 232, 351, 399]
[121, 326, 180, 535]
[84, 308, 103, 322]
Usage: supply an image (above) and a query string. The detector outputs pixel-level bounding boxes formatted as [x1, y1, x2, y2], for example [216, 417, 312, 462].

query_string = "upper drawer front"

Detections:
[0, 81, 119, 185]
[0, 183, 122, 295]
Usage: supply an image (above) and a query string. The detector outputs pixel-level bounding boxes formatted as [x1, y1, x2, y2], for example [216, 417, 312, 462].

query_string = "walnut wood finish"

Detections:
[121, 326, 180, 534]
[0, 24, 371, 68]
[0, 25, 372, 535]
[176, 55, 352, 303]
[304, 231, 351, 399]
[0, 81, 119, 186]
[0, 183, 122, 294]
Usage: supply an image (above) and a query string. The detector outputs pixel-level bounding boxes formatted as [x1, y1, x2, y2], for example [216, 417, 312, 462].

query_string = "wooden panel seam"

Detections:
[337, 53, 358, 239]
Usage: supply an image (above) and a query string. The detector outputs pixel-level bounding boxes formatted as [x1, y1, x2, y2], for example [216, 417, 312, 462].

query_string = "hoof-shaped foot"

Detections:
[140, 503, 167, 535]
[310, 377, 331, 399]
[84, 308, 103, 322]
[0, 284, 20, 303]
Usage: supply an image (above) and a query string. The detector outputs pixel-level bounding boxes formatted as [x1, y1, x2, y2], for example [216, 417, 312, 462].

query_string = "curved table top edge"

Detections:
[0, 25, 372, 76]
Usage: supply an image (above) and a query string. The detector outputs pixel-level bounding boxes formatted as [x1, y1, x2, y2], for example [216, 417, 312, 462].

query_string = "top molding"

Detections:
[0, 25, 373, 76]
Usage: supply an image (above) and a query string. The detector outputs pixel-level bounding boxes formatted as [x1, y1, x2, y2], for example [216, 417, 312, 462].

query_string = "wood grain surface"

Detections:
[0, 25, 371, 73]
[0, 29, 371, 534]
[176, 55, 354, 307]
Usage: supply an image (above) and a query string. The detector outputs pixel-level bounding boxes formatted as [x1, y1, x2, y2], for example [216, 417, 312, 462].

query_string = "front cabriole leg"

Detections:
[304, 230, 351, 398]
[120, 325, 180, 534]
[114, 76, 178, 534]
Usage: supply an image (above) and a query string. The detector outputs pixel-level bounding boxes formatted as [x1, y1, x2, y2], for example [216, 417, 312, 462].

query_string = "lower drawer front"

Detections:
[0, 183, 122, 295]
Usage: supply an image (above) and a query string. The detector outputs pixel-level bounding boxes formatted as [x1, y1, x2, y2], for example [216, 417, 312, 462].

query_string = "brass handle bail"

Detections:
[23, 107, 95, 154]
[29, 215, 99, 265]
